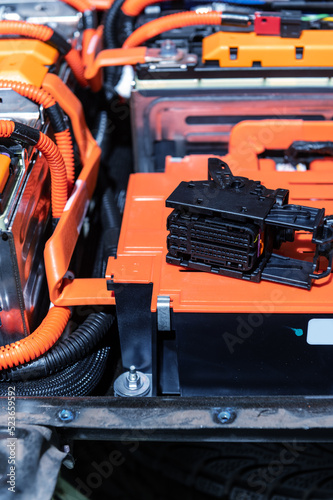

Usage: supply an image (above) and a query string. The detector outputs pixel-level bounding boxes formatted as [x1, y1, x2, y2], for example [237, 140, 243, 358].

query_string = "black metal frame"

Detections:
[2, 396, 333, 442]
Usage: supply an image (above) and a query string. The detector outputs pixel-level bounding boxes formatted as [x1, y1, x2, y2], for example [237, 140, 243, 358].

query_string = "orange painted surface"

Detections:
[42, 74, 107, 306]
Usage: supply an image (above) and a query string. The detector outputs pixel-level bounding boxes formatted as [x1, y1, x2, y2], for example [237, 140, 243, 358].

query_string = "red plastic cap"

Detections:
[254, 12, 281, 36]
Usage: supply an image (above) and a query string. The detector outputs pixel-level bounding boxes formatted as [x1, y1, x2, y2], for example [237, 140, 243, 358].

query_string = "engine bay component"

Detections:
[0, 0, 82, 39]
[202, 30, 333, 68]
[166, 157, 333, 289]
[0, 132, 51, 344]
[107, 151, 333, 396]
[0, 57, 54, 344]
[4, 0, 333, 447]
[114, 365, 151, 397]
[0, 1, 102, 371]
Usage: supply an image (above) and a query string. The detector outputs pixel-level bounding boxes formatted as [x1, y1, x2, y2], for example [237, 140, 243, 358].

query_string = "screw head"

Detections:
[214, 408, 236, 425]
[58, 409, 74, 423]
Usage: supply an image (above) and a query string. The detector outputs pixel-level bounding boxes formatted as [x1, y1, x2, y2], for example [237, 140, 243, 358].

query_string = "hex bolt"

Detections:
[160, 39, 177, 57]
[58, 409, 75, 423]
[216, 409, 236, 425]
[114, 367, 151, 397]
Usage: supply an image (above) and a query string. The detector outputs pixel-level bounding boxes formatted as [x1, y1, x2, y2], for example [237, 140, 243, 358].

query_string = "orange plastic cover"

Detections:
[0, 40, 58, 86]
[203, 30, 333, 68]
[107, 120, 333, 314]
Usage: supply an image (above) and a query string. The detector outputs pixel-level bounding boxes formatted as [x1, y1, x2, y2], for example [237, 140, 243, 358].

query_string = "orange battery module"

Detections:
[106, 119, 333, 395]
[107, 120, 333, 315]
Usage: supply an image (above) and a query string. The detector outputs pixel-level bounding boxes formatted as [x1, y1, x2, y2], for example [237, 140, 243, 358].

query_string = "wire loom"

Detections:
[0, 348, 110, 396]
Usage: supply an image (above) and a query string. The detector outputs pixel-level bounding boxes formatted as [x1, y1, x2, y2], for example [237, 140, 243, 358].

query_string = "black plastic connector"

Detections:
[166, 158, 333, 289]
[280, 11, 303, 38]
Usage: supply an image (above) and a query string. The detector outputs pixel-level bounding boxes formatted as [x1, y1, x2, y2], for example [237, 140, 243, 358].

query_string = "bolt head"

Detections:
[214, 408, 236, 425]
[114, 369, 151, 397]
[58, 409, 74, 423]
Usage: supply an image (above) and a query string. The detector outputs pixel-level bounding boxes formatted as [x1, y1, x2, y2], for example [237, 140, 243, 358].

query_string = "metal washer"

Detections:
[114, 369, 151, 397]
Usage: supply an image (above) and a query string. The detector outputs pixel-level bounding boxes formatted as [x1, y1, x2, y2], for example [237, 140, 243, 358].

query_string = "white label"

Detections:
[307, 319, 333, 345]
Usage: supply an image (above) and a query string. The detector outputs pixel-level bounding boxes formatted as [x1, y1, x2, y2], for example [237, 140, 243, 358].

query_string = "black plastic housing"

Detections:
[166, 158, 331, 289]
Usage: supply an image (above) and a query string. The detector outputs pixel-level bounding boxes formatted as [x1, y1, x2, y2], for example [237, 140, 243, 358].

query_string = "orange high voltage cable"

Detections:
[122, 0, 170, 16]
[36, 132, 69, 217]
[0, 80, 75, 190]
[0, 307, 71, 370]
[123, 11, 223, 48]
[54, 129, 75, 188]
[60, 0, 93, 11]
[0, 120, 68, 218]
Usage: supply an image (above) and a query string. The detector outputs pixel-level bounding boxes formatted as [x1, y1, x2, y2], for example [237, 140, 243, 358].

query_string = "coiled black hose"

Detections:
[92, 183, 121, 278]
[47, 103, 68, 134]
[94, 110, 108, 146]
[101, 186, 121, 259]
[0, 348, 110, 396]
[117, 10, 135, 47]
[104, 0, 127, 50]
[0, 313, 113, 382]
[103, 0, 127, 101]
